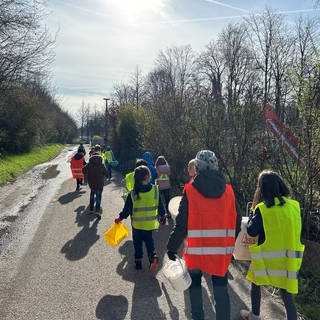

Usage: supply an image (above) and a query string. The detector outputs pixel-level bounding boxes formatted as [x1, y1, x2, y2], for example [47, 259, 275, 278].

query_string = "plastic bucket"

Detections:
[103, 222, 129, 247]
[162, 258, 191, 291]
[168, 196, 182, 221]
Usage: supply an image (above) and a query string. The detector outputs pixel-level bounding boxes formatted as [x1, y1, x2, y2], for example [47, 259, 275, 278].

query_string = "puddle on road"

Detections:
[3, 216, 17, 223]
[0, 227, 7, 238]
[42, 165, 60, 180]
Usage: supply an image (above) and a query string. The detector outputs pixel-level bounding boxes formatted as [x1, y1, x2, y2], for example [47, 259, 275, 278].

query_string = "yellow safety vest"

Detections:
[246, 197, 304, 293]
[105, 150, 113, 163]
[131, 186, 159, 231]
[125, 172, 134, 192]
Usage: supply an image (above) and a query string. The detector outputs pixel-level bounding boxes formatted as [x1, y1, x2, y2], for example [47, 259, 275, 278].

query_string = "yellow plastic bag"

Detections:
[103, 222, 129, 247]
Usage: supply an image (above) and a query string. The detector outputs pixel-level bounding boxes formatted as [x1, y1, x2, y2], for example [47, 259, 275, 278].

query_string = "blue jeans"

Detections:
[160, 188, 170, 212]
[89, 189, 102, 210]
[188, 269, 230, 320]
[132, 228, 155, 261]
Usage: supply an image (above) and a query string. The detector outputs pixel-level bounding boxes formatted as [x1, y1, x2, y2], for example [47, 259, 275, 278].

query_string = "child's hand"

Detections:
[159, 215, 167, 225]
[114, 217, 122, 224]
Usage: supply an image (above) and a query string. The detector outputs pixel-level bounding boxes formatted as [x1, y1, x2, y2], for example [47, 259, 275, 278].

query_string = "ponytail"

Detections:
[133, 165, 150, 200]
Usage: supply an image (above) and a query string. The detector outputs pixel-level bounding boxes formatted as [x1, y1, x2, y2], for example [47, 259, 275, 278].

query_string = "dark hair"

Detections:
[135, 158, 148, 168]
[252, 170, 290, 208]
[155, 155, 168, 167]
[133, 165, 150, 200]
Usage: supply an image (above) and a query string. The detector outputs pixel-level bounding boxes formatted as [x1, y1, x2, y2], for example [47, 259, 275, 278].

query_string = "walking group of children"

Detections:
[71, 145, 304, 320]
[70, 144, 113, 219]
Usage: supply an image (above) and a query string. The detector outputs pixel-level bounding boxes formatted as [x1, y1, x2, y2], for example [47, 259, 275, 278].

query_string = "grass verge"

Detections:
[0, 144, 65, 186]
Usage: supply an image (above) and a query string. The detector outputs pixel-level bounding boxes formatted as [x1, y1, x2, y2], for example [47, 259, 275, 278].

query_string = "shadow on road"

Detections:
[58, 190, 86, 204]
[96, 294, 128, 320]
[60, 206, 99, 260]
[116, 240, 166, 319]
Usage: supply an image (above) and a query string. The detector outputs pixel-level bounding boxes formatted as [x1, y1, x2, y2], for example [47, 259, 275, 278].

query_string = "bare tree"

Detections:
[0, 0, 55, 91]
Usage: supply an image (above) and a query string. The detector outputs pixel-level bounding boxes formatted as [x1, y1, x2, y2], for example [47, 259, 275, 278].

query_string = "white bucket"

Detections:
[168, 196, 182, 222]
[162, 257, 192, 291]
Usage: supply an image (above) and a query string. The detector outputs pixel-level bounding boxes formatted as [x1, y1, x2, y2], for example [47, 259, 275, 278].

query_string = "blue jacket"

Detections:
[142, 152, 157, 184]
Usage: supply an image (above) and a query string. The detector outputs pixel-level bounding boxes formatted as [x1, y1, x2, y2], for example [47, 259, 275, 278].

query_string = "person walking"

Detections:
[115, 165, 167, 271]
[70, 147, 86, 191]
[167, 150, 237, 320]
[82, 145, 108, 220]
[78, 143, 86, 156]
[155, 155, 171, 213]
[104, 146, 116, 180]
[125, 158, 148, 192]
[240, 170, 305, 320]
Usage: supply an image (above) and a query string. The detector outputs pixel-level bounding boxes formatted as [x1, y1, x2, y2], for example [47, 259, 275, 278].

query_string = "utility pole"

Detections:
[103, 98, 110, 145]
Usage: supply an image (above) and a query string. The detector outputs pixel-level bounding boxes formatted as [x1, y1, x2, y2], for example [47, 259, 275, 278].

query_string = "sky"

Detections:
[46, 0, 319, 120]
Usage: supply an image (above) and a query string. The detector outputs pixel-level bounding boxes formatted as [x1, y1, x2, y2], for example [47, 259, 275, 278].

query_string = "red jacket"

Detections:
[184, 183, 236, 276]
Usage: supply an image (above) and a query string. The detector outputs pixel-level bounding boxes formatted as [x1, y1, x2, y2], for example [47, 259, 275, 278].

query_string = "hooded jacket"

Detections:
[142, 152, 157, 184]
[82, 153, 107, 190]
[167, 169, 228, 252]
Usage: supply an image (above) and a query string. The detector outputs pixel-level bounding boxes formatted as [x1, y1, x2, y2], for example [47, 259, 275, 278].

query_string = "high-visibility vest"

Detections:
[184, 183, 236, 276]
[246, 197, 304, 294]
[105, 150, 113, 163]
[70, 157, 84, 179]
[131, 185, 159, 231]
[125, 172, 134, 192]
[101, 152, 107, 164]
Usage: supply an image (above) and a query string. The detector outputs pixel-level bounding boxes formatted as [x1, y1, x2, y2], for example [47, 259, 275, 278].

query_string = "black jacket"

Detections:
[167, 169, 226, 253]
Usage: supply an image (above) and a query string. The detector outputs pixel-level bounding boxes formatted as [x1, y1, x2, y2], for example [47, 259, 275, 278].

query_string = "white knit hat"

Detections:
[195, 150, 218, 171]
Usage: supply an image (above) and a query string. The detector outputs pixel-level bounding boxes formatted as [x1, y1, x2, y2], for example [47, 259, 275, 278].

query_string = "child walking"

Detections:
[115, 165, 166, 271]
[240, 170, 305, 320]
[155, 155, 171, 213]
[82, 145, 108, 220]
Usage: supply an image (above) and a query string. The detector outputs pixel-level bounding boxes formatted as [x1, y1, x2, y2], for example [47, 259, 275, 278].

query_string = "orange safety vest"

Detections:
[184, 183, 236, 276]
[70, 157, 84, 179]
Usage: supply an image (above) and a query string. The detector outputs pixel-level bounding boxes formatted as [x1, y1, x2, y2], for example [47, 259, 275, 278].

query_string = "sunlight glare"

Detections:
[112, 0, 167, 23]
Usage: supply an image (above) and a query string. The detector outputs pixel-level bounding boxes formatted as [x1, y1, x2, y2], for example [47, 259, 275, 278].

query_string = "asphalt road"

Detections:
[0, 146, 291, 319]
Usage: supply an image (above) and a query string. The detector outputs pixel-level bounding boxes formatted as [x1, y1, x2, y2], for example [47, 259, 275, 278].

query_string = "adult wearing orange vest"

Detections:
[167, 150, 237, 320]
[70, 147, 86, 191]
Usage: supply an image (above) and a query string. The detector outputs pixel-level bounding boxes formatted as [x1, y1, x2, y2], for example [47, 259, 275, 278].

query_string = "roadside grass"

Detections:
[0, 144, 65, 186]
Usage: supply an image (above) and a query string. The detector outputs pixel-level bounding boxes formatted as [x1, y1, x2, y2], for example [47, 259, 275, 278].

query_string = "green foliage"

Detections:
[0, 85, 77, 155]
[91, 135, 104, 147]
[117, 106, 141, 163]
[0, 144, 64, 186]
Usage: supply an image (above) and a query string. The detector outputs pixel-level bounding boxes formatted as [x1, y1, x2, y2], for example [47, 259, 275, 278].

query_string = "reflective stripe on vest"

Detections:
[133, 206, 158, 213]
[246, 197, 304, 294]
[251, 250, 304, 260]
[186, 246, 234, 255]
[252, 269, 298, 279]
[188, 229, 235, 238]
[132, 216, 158, 222]
[131, 185, 159, 230]
[183, 183, 237, 276]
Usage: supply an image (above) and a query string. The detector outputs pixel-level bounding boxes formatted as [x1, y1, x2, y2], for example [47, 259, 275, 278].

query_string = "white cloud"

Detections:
[46, 0, 318, 117]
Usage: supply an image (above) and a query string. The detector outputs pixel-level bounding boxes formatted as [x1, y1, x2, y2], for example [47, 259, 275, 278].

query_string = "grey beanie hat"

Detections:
[195, 150, 218, 171]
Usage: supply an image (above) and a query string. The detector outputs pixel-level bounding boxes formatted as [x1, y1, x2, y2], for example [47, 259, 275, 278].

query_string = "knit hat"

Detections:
[195, 150, 218, 171]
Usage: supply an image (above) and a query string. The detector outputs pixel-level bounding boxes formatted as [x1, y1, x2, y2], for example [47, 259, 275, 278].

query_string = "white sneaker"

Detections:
[240, 310, 261, 320]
